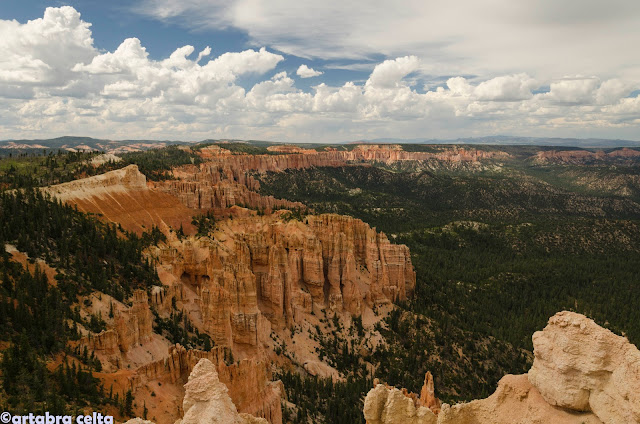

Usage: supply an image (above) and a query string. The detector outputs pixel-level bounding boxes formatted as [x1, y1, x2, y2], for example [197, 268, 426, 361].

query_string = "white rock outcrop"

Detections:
[438, 374, 601, 424]
[363, 384, 437, 424]
[528, 311, 640, 424]
[364, 311, 640, 424]
[175, 358, 268, 424]
[125, 358, 268, 424]
[44, 164, 147, 202]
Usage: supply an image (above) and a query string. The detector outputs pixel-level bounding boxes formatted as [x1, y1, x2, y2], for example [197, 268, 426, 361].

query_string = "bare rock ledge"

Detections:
[364, 311, 640, 424]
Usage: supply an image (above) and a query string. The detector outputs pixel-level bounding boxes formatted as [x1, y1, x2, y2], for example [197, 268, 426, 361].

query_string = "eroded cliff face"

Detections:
[156, 144, 510, 213]
[534, 148, 640, 164]
[75, 289, 281, 423]
[125, 358, 269, 424]
[77, 289, 157, 370]
[126, 344, 282, 424]
[40, 160, 416, 424]
[158, 179, 304, 211]
[43, 164, 195, 234]
[149, 213, 415, 350]
[364, 311, 640, 424]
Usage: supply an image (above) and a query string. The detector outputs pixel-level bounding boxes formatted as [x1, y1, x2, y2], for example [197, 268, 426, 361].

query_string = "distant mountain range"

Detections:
[2, 135, 639, 156]
[0, 136, 188, 155]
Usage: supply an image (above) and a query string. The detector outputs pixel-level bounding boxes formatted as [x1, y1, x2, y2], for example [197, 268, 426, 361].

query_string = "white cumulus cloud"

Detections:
[0, 6, 95, 88]
[366, 56, 420, 88]
[296, 65, 323, 78]
[1, 6, 640, 142]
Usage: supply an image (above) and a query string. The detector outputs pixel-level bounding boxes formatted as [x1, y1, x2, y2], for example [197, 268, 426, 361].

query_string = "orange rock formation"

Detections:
[129, 344, 282, 424]
[80, 289, 153, 358]
[149, 213, 415, 349]
[157, 144, 509, 213]
[535, 147, 640, 164]
[44, 164, 195, 234]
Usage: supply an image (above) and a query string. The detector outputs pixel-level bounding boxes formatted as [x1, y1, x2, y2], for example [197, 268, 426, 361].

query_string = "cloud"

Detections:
[73, 38, 149, 75]
[541, 77, 600, 104]
[134, 0, 640, 81]
[595, 79, 633, 105]
[0, 6, 95, 87]
[296, 65, 323, 78]
[1, 6, 640, 142]
[72, 38, 283, 103]
[474, 74, 539, 101]
[366, 56, 420, 88]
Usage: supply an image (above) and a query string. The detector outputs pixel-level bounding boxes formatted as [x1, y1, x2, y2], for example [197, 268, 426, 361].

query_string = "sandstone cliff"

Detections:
[125, 358, 269, 424]
[158, 179, 304, 211]
[149, 213, 415, 349]
[127, 344, 282, 424]
[363, 311, 640, 424]
[534, 148, 640, 164]
[78, 289, 155, 368]
[78, 290, 282, 423]
[193, 144, 509, 174]
[43, 164, 195, 234]
[157, 144, 509, 213]
[528, 311, 640, 424]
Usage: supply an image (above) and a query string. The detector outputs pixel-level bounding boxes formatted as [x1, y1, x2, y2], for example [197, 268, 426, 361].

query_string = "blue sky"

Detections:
[0, 0, 639, 142]
[1, 0, 375, 92]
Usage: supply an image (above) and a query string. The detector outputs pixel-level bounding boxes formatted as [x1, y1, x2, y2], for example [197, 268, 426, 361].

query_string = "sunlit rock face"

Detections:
[151, 213, 415, 349]
[528, 311, 640, 424]
[177, 358, 268, 424]
[125, 358, 269, 424]
[364, 311, 640, 424]
[43, 164, 195, 234]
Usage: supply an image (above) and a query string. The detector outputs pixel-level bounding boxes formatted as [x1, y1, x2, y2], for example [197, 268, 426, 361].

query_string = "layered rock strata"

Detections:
[44, 164, 195, 234]
[80, 289, 153, 356]
[159, 179, 304, 211]
[364, 311, 640, 424]
[150, 213, 415, 349]
[158, 145, 509, 212]
[130, 344, 282, 424]
[125, 358, 269, 424]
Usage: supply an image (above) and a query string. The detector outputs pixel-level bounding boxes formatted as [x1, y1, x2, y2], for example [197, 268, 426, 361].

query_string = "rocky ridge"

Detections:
[157, 144, 510, 213]
[43, 164, 195, 234]
[534, 148, 640, 164]
[363, 311, 640, 424]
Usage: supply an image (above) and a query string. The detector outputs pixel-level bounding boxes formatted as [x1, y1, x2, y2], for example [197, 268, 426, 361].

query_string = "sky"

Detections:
[1, 0, 639, 142]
